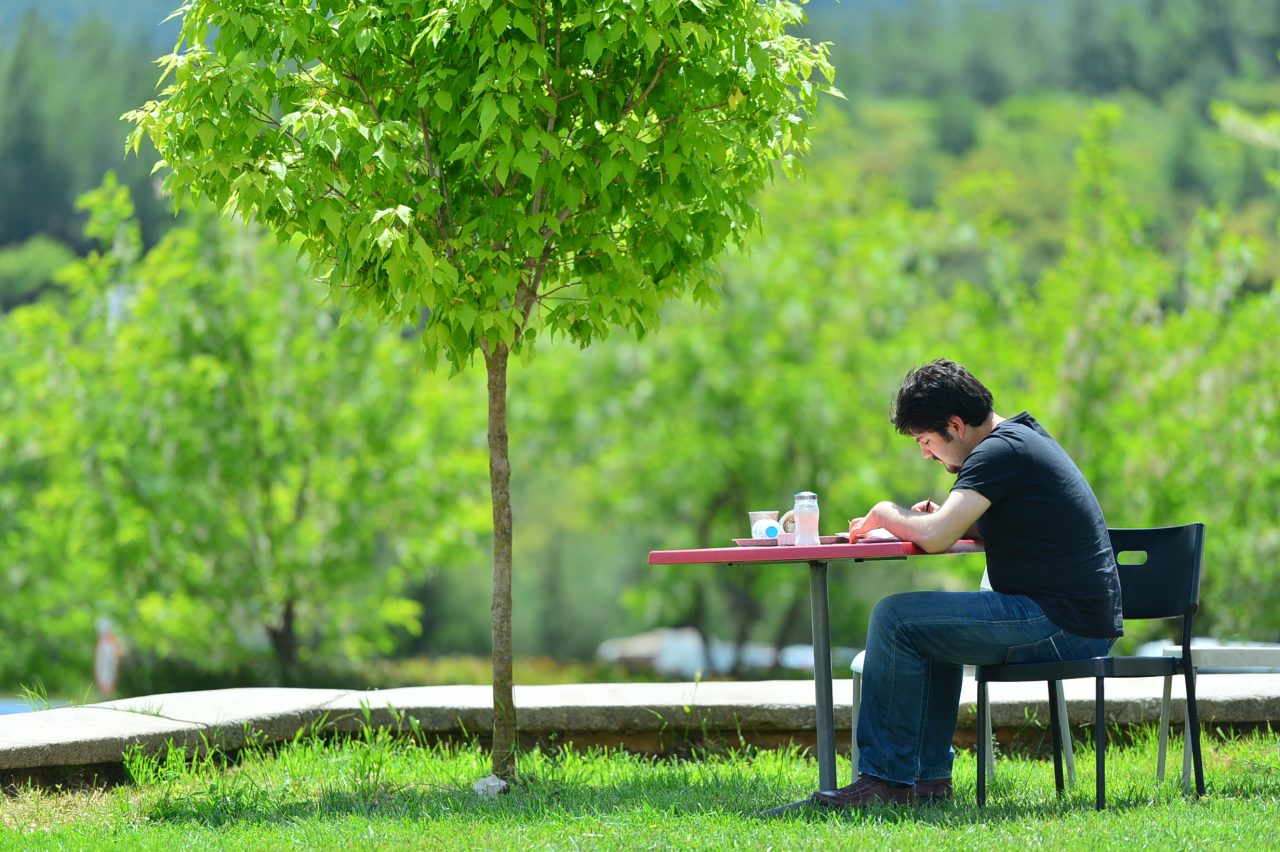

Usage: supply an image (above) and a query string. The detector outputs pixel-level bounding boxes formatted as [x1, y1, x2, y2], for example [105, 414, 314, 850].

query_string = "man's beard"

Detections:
[945, 463, 960, 474]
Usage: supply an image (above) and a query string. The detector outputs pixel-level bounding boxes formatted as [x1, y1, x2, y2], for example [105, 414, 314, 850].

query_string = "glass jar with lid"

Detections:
[793, 491, 820, 546]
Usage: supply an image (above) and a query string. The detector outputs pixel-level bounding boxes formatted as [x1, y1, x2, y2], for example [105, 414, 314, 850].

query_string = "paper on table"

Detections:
[857, 527, 902, 542]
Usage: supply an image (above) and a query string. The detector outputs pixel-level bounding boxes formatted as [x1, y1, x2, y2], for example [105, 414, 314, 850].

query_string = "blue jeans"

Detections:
[856, 591, 1115, 785]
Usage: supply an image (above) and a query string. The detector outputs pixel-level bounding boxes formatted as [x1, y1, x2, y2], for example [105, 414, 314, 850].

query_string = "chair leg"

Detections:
[1055, 679, 1075, 786]
[1184, 665, 1205, 797]
[983, 687, 997, 781]
[977, 681, 988, 807]
[1095, 677, 1106, 811]
[1157, 672, 1172, 781]
[850, 669, 861, 778]
[1047, 680, 1065, 797]
[1182, 665, 1192, 788]
[1180, 668, 1194, 794]
[1182, 705, 1192, 794]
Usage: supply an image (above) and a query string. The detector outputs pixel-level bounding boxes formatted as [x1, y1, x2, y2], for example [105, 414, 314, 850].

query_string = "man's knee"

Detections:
[868, 591, 933, 636]
[871, 591, 935, 620]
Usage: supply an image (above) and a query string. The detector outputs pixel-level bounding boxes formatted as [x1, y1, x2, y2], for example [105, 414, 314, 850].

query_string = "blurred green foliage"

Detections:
[0, 235, 75, 311]
[811, 0, 1280, 106]
[0, 175, 491, 692]
[4, 2, 1280, 695]
[6, 103, 1280, 694]
[0, 12, 170, 256]
[511, 104, 1280, 659]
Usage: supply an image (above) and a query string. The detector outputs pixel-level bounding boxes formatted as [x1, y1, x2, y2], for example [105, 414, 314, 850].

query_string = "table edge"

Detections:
[648, 540, 984, 565]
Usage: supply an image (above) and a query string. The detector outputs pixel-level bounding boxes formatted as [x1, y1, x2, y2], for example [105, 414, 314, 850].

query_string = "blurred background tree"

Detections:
[0, 176, 490, 692]
[4, 0, 1280, 697]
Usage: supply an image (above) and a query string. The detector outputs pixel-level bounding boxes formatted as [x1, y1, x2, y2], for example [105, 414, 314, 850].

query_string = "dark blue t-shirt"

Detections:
[952, 412, 1123, 639]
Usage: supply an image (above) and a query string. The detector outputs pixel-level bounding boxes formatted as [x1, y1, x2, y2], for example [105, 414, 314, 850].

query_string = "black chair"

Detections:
[975, 523, 1206, 810]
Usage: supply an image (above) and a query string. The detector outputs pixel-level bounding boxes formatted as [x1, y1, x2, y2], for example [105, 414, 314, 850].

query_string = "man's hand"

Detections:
[848, 490, 991, 553]
[848, 511, 880, 539]
[849, 499, 939, 537]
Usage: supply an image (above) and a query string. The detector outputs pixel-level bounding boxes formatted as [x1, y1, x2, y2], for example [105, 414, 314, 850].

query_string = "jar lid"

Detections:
[794, 491, 817, 501]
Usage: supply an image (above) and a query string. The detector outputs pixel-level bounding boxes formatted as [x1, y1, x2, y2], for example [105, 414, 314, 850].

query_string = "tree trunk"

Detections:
[267, 598, 297, 674]
[484, 342, 517, 779]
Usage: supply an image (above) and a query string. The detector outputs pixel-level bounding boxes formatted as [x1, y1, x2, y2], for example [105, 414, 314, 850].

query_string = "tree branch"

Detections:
[300, 65, 369, 110]
[619, 48, 678, 122]
[343, 71, 383, 124]
[654, 101, 730, 127]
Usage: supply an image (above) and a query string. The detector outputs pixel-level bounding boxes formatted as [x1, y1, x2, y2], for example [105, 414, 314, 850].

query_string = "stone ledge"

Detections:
[1, 674, 1277, 772]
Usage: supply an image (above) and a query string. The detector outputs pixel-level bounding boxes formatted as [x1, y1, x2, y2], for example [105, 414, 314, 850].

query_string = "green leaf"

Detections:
[479, 97, 500, 139]
[513, 11, 536, 40]
[322, 205, 343, 238]
[586, 31, 604, 64]
[644, 28, 661, 57]
[491, 5, 510, 34]
[435, 91, 453, 112]
[456, 303, 478, 331]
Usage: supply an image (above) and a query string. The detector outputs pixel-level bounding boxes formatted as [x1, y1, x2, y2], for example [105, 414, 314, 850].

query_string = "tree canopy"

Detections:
[127, 0, 834, 369]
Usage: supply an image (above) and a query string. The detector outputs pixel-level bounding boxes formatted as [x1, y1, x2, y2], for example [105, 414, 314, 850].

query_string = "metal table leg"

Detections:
[809, 560, 837, 792]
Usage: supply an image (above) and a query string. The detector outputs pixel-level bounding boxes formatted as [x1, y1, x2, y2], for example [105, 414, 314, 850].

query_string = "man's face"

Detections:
[913, 429, 964, 474]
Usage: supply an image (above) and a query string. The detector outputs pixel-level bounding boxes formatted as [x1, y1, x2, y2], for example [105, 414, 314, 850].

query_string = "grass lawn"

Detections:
[1, 723, 1277, 851]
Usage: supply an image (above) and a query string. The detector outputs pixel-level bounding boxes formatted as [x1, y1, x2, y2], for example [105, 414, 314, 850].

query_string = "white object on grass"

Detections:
[473, 774, 508, 799]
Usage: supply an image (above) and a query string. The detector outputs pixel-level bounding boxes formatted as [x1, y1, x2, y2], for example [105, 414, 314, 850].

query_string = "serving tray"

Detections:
[732, 534, 850, 547]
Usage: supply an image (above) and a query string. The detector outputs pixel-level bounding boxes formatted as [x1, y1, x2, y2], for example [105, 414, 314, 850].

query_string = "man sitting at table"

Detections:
[814, 358, 1122, 809]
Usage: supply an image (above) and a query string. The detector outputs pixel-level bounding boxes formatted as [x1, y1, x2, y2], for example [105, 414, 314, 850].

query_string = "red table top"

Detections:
[648, 539, 984, 565]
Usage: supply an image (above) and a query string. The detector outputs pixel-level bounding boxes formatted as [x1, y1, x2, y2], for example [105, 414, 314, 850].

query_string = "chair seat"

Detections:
[1161, 646, 1280, 668]
[851, 649, 866, 674]
[978, 655, 1177, 683]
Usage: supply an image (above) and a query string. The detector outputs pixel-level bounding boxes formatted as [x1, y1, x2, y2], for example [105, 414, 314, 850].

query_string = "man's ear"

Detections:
[948, 415, 966, 440]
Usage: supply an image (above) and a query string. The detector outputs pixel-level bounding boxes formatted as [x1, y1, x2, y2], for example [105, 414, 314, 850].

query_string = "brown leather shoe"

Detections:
[914, 777, 953, 803]
[811, 775, 915, 809]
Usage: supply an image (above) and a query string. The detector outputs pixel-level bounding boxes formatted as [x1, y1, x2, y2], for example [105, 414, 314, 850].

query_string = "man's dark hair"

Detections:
[891, 359, 994, 440]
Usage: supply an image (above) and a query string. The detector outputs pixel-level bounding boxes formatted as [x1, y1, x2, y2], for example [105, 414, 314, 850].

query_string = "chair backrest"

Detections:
[1109, 524, 1205, 621]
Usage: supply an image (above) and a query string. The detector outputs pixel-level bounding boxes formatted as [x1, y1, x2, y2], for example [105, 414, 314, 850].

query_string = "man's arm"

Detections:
[849, 489, 991, 554]
[910, 498, 983, 542]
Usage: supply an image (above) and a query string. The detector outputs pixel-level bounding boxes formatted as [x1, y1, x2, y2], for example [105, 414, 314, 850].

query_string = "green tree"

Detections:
[933, 90, 979, 156]
[0, 235, 75, 312]
[0, 13, 72, 247]
[0, 175, 489, 691]
[0, 12, 169, 253]
[126, 0, 834, 776]
[1015, 105, 1168, 488]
